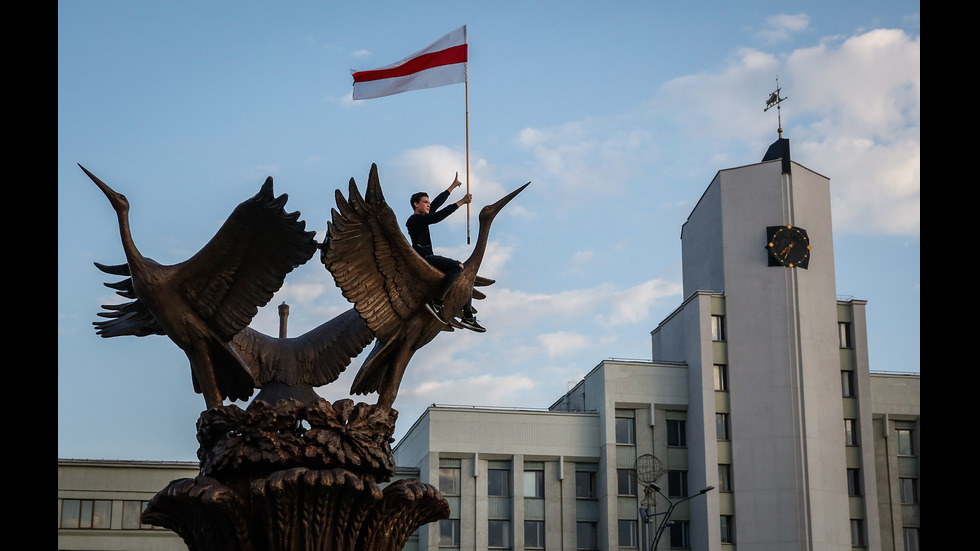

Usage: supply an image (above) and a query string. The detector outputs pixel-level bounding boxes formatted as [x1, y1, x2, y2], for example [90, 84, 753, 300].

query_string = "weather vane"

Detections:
[765, 76, 788, 138]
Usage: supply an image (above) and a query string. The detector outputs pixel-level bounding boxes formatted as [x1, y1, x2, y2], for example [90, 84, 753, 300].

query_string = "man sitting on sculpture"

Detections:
[405, 173, 485, 333]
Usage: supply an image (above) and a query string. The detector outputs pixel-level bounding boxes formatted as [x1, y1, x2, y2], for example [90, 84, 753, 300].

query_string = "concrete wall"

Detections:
[58, 460, 199, 551]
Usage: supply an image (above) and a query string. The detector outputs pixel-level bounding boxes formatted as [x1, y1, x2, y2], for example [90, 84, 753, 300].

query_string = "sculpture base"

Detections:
[142, 398, 449, 551]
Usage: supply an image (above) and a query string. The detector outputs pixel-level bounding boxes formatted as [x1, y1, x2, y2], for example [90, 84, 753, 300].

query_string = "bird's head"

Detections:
[479, 181, 530, 226]
[79, 164, 130, 214]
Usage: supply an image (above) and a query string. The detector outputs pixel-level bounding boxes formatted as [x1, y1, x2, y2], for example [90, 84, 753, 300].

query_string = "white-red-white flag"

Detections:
[351, 26, 467, 100]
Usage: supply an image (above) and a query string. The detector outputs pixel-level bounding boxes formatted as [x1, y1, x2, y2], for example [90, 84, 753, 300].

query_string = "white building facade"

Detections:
[393, 141, 919, 551]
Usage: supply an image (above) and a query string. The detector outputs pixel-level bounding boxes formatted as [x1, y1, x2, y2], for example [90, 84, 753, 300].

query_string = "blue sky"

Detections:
[58, 1, 919, 461]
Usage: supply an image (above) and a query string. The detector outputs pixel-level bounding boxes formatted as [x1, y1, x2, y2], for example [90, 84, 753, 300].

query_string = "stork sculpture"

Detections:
[80, 164, 319, 410]
[321, 163, 529, 408]
[230, 307, 375, 406]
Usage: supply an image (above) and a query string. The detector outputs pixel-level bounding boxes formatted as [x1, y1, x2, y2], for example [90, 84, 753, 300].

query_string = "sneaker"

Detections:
[425, 300, 449, 325]
[458, 316, 486, 333]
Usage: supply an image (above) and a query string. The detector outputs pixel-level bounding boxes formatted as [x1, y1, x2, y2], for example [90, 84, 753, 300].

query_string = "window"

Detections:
[576, 521, 598, 550]
[711, 315, 726, 341]
[847, 468, 862, 496]
[121, 500, 158, 529]
[716, 413, 730, 440]
[618, 519, 638, 547]
[841, 371, 855, 397]
[844, 419, 859, 446]
[667, 470, 688, 497]
[666, 419, 686, 447]
[838, 322, 852, 348]
[903, 527, 919, 551]
[440, 519, 460, 547]
[616, 416, 636, 444]
[575, 471, 597, 499]
[60, 499, 111, 529]
[440, 466, 461, 495]
[850, 519, 865, 546]
[720, 515, 735, 544]
[488, 469, 511, 497]
[524, 470, 544, 498]
[488, 519, 511, 548]
[525, 520, 545, 548]
[897, 428, 914, 455]
[617, 468, 637, 496]
[713, 364, 728, 391]
[669, 520, 691, 548]
[718, 464, 733, 492]
[900, 478, 918, 504]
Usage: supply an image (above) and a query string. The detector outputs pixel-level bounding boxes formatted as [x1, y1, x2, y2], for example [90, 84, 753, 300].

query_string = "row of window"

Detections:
[844, 422, 916, 456]
[720, 364, 860, 399]
[441, 518, 596, 549]
[441, 517, 739, 549]
[712, 315, 856, 350]
[440, 466, 598, 500]
[442, 465, 601, 549]
[447, 469, 597, 500]
[713, 333, 736, 543]
[440, 423, 916, 546]
[720, 365, 858, 399]
[59, 499, 163, 530]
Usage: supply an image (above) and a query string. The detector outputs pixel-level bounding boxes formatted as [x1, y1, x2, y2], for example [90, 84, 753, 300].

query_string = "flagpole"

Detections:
[464, 27, 471, 245]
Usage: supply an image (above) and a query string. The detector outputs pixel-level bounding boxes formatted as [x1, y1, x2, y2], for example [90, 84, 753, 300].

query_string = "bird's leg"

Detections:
[376, 348, 413, 409]
[190, 347, 225, 410]
[377, 388, 396, 409]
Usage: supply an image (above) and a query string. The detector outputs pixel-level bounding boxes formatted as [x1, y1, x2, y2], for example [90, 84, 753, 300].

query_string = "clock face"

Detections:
[766, 225, 810, 268]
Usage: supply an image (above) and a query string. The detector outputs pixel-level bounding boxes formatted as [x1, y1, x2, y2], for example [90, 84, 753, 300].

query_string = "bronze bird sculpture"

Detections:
[230, 306, 375, 406]
[320, 163, 529, 408]
[80, 164, 319, 410]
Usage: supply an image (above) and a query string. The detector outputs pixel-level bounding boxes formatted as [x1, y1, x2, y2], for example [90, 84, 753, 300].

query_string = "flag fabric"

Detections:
[351, 26, 467, 100]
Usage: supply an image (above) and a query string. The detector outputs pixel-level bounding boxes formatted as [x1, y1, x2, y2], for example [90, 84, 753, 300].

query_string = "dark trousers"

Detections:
[425, 255, 473, 314]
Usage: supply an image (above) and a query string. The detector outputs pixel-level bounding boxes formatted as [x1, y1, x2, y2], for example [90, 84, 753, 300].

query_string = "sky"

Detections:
[58, 1, 920, 462]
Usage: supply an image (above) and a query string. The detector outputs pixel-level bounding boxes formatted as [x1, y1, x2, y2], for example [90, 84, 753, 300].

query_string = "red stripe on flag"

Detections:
[352, 44, 467, 83]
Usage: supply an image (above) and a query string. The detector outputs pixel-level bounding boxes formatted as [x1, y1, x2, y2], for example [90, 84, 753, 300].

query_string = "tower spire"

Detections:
[764, 76, 788, 138]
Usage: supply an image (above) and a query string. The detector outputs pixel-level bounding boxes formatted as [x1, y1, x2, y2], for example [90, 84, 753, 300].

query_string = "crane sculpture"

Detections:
[80, 164, 319, 410]
[320, 163, 529, 408]
[230, 307, 375, 406]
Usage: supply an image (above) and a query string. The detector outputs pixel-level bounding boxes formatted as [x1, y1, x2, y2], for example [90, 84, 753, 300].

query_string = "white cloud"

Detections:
[786, 28, 919, 235]
[599, 279, 684, 327]
[408, 373, 537, 404]
[538, 331, 592, 359]
[515, 119, 647, 204]
[479, 277, 681, 331]
[392, 146, 508, 224]
[755, 13, 811, 44]
[519, 27, 919, 237]
[570, 250, 594, 270]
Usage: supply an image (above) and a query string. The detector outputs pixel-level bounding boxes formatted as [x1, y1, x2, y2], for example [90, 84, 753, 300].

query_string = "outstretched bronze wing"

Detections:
[93, 177, 318, 344]
[178, 178, 319, 341]
[321, 163, 444, 344]
[231, 308, 375, 387]
[93, 261, 166, 337]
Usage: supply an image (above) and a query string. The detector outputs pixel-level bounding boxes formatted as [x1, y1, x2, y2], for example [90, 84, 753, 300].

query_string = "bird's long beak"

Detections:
[481, 181, 530, 221]
[78, 164, 126, 209]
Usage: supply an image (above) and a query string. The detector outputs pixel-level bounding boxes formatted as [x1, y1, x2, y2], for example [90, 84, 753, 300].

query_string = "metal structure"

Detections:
[764, 76, 789, 138]
[640, 483, 715, 551]
[81, 163, 530, 551]
[634, 454, 666, 508]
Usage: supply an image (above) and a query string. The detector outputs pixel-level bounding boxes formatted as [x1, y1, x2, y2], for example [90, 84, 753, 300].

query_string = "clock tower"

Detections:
[652, 134, 865, 549]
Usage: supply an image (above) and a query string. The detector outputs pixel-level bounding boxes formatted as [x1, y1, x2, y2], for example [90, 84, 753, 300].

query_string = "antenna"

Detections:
[764, 76, 788, 138]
